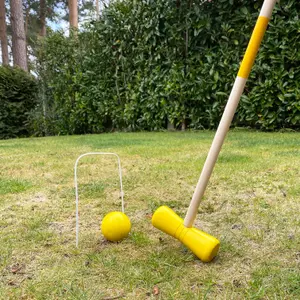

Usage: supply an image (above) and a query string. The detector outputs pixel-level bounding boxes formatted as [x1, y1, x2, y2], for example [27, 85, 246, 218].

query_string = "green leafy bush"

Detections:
[239, 0, 300, 129]
[35, 0, 300, 135]
[0, 66, 38, 139]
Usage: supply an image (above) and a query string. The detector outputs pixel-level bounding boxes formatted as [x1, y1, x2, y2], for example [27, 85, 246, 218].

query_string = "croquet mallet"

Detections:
[152, 0, 277, 262]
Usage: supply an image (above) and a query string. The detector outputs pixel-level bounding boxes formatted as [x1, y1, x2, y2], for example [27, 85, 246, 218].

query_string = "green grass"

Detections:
[0, 130, 299, 299]
[0, 178, 32, 195]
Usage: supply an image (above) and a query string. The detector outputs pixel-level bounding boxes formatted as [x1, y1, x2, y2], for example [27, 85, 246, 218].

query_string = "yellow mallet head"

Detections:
[152, 206, 220, 262]
[101, 211, 131, 242]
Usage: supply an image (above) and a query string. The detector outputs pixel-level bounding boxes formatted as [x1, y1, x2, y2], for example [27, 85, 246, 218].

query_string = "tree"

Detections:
[95, 0, 99, 19]
[0, 0, 9, 64]
[10, 0, 27, 70]
[39, 0, 46, 36]
[69, 0, 78, 30]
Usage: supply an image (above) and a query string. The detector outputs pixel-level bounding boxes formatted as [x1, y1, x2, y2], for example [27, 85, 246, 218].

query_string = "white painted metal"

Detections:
[74, 152, 124, 247]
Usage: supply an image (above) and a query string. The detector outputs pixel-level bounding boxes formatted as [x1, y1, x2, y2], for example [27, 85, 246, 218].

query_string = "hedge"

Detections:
[33, 0, 300, 135]
[0, 66, 38, 139]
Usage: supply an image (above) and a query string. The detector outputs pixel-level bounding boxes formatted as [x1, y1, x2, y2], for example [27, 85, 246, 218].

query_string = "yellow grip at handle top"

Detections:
[238, 16, 270, 79]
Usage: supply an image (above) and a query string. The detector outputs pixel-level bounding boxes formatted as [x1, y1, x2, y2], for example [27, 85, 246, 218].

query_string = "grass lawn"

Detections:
[0, 130, 299, 299]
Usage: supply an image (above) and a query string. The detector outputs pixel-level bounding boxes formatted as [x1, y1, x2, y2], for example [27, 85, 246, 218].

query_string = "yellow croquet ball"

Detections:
[101, 211, 131, 242]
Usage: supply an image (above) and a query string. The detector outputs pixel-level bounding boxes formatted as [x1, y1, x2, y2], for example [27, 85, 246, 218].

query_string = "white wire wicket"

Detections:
[74, 152, 125, 247]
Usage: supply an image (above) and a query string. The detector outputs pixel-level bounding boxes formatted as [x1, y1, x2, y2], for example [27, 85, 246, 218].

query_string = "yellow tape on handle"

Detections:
[238, 16, 270, 79]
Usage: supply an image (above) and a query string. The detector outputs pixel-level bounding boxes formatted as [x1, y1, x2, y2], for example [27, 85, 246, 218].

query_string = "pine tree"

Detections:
[69, 0, 78, 30]
[10, 0, 27, 70]
[0, 0, 9, 64]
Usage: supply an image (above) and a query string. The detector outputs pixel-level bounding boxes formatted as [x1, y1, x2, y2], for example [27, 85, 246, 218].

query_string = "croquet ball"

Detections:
[101, 211, 131, 242]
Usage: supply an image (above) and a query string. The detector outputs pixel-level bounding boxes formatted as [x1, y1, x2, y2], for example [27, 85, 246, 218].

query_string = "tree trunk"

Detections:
[39, 0, 46, 36]
[0, 0, 9, 65]
[95, 0, 99, 19]
[69, 0, 78, 31]
[24, 5, 30, 69]
[181, 119, 186, 131]
[10, 0, 27, 71]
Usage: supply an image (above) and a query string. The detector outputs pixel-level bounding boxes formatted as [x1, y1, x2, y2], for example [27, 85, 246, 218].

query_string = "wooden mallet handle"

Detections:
[184, 0, 277, 228]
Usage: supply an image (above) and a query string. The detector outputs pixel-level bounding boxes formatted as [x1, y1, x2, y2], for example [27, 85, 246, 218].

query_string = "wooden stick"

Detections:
[184, 0, 277, 227]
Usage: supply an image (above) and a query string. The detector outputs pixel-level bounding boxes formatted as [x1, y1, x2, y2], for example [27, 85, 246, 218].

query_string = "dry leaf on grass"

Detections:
[10, 263, 23, 274]
[145, 213, 152, 219]
[153, 286, 159, 296]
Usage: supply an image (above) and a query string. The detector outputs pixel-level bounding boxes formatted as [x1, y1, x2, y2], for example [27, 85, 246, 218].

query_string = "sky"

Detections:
[0, 0, 110, 64]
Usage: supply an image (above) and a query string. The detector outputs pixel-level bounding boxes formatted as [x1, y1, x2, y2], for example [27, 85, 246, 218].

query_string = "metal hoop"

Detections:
[74, 152, 124, 247]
